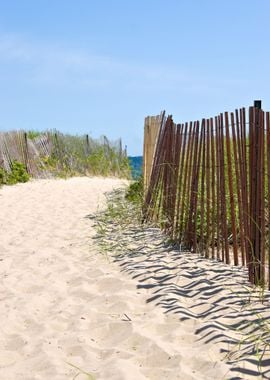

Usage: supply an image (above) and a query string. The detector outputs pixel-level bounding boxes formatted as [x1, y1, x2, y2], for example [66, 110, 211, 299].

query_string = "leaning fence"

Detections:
[143, 102, 270, 288]
[0, 130, 128, 178]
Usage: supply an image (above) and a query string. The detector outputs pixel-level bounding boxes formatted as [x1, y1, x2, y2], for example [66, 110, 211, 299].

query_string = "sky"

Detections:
[0, 0, 269, 155]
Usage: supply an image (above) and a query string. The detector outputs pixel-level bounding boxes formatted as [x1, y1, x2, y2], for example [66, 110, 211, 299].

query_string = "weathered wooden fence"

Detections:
[0, 130, 127, 178]
[143, 102, 270, 288]
[0, 131, 48, 176]
[143, 114, 164, 191]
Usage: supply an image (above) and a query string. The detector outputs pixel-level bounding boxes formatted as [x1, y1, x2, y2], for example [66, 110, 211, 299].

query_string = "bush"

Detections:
[0, 161, 30, 185]
[0, 167, 9, 185]
[125, 176, 143, 204]
[27, 130, 41, 140]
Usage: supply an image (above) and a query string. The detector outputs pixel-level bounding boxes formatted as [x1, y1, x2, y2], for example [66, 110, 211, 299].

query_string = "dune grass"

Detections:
[0, 130, 131, 184]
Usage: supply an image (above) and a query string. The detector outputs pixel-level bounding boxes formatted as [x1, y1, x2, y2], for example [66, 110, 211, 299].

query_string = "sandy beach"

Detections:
[0, 177, 269, 380]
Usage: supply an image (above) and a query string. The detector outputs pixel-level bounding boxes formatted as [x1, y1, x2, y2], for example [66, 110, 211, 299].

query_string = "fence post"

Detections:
[24, 132, 31, 174]
[249, 100, 265, 285]
[86, 134, 90, 155]
[254, 100, 262, 109]
[143, 114, 163, 193]
[117, 138, 122, 158]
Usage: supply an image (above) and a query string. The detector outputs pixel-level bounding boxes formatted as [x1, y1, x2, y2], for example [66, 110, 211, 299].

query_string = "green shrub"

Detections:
[125, 176, 143, 204]
[8, 161, 30, 184]
[0, 167, 9, 185]
[87, 147, 110, 176]
[27, 130, 41, 140]
[0, 161, 30, 185]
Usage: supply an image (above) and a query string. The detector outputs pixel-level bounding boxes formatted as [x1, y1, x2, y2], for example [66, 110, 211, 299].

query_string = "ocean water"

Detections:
[128, 156, 142, 179]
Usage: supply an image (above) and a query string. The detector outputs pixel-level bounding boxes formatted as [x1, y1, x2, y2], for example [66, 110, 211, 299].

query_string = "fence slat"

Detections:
[266, 112, 270, 289]
[225, 112, 238, 265]
[210, 118, 216, 260]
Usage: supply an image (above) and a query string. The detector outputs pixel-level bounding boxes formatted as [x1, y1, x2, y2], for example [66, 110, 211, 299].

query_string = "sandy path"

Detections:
[0, 177, 253, 380]
[0, 177, 129, 379]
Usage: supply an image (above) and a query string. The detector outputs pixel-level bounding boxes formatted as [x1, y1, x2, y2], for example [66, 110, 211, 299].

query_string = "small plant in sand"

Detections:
[225, 270, 270, 376]
[8, 161, 30, 184]
[0, 167, 9, 185]
[0, 161, 30, 186]
[226, 308, 270, 374]
[92, 179, 145, 259]
[125, 176, 143, 204]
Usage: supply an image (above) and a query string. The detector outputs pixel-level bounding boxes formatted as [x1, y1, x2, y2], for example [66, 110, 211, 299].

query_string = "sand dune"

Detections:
[0, 177, 269, 379]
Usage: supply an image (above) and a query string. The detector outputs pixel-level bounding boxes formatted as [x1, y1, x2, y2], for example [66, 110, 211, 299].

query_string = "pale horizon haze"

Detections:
[0, 0, 269, 155]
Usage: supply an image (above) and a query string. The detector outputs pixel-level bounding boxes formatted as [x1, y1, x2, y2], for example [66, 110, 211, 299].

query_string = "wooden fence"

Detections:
[0, 131, 49, 177]
[143, 114, 164, 191]
[143, 102, 270, 288]
[0, 130, 127, 178]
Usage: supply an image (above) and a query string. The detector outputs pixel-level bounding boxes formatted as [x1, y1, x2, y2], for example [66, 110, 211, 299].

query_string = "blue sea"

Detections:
[128, 156, 142, 179]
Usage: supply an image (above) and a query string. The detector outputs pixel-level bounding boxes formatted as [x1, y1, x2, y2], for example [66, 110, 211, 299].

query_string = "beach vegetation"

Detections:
[226, 283, 270, 374]
[125, 176, 143, 204]
[0, 130, 131, 185]
[27, 130, 42, 140]
[0, 161, 30, 186]
[227, 312, 270, 375]
[39, 132, 131, 179]
[92, 185, 144, 259]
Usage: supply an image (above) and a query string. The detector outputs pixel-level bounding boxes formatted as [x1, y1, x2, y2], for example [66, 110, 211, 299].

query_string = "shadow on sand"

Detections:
[90, 213, 270, 379]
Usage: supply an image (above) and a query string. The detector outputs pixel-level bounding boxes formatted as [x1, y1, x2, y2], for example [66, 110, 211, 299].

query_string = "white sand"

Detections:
[0, 177, 268, 380]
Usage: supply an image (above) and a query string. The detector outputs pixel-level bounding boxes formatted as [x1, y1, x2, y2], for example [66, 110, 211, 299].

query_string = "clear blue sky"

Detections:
[0, 0, 269, 155]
